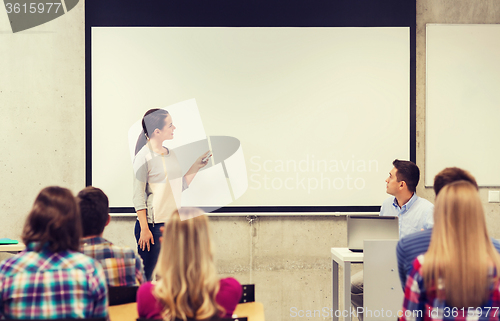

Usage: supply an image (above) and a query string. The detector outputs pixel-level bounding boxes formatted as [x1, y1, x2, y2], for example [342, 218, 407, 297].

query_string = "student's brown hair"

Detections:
[433, 167, 478, 196]
[77, 186, 109, 237]
[392, 159, 420, 193]
[22, 186, 81, 252]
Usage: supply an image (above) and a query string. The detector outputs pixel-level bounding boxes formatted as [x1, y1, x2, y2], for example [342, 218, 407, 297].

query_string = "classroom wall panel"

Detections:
[1, 2, 500, 321]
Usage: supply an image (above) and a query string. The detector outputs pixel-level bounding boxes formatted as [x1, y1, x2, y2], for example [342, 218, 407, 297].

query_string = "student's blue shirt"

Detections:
[396, 229, 500, 291]
[380, 193, 434, 239]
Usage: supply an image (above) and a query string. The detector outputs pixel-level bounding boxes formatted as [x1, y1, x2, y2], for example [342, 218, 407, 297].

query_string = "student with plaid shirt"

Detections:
[401, 181, 500, 321]
[78, 186, 145, 286]
[0, 186, 108, 319]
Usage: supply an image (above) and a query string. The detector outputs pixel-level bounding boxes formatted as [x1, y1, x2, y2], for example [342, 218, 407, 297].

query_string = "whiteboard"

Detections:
[425, 24, 500, 186]
[91, 27, 410, 209]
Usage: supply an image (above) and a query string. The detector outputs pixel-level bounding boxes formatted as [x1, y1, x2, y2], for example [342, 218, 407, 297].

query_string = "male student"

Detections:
[396, 167, 500, 290]
[78, 186, 145, 286]
[351, 159, 434, 321]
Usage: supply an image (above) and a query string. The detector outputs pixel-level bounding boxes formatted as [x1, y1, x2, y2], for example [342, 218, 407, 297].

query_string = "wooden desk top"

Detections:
[109, 302, 138, 321]
[233, 302, 265, 321]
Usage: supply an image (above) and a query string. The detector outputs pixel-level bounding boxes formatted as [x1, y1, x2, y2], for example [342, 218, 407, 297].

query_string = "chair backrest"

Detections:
[109, 285, 139, 306]
[5, 318, 107, 321]
[364, 239, 404, 321]
[238, 284, 255, 303]
[137, 317, 248, 321]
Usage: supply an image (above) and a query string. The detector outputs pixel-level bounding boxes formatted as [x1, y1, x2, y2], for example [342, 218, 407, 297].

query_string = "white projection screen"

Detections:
[86, 0, 416, 213]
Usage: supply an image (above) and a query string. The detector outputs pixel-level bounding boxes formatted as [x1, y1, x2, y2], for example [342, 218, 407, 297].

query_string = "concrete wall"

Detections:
[1, 1, 500, 320]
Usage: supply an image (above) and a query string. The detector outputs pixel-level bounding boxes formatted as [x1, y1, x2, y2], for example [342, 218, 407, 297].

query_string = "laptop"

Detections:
[347, 215, 399, 252]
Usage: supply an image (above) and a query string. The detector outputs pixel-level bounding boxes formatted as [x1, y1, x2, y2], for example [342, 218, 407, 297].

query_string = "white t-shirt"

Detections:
[132, 144, 187, 223]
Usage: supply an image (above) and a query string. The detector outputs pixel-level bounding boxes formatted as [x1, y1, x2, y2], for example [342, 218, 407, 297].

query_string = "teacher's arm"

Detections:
[184, 151, 211, 187]
[136, 209, 153, 251]
[133, 159, 154, 251]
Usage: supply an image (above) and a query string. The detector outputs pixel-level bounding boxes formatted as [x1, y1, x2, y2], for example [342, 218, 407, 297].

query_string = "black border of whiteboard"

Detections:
[85, 0, 417, 215]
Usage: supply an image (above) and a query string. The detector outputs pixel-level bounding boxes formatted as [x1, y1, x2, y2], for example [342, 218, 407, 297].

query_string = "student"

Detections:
[133, 109, 210, 280]
[380, 159, 434, 237]
[352, 159, 434, 321]
[78, 186, 145, 286]
[395, 167, 500, 290]
[401, 181, 500, 320]
[0, 186, 108, 319]
[137, 208, 242, 320]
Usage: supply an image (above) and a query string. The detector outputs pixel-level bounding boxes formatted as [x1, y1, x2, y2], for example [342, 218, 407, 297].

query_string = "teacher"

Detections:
[133, 108, 209, 280]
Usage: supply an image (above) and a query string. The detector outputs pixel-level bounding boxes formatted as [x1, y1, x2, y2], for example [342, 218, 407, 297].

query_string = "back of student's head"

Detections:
[77, 186, 109, 237]
[424, 180, 500, 308]
[392, 159, 420, 193]
[22, 186, 81, 252]
[433, 167, 478, 196]
[154, 208, 222, 320]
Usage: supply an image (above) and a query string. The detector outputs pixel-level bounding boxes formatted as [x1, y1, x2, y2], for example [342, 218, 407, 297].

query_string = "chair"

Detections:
[136, 284, 261, 321]
[239, 284, 255, 303]
[5, 318, 107, 321]
[137, 317, 248, 321]
[108, 285, 139, 306]
[233, 284, 265, 321]
[363, 239, 404, 321]
[109, 302, 138, 321]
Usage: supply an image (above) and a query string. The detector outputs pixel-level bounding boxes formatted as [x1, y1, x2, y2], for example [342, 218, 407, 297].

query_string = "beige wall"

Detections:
[1, 1, 499, 320]
[415, 0, 500, 240]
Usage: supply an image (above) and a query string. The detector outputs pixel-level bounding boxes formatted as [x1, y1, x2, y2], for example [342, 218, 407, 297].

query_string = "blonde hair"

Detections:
[153, 208, 223, 320]
[423, 181, 500, 307]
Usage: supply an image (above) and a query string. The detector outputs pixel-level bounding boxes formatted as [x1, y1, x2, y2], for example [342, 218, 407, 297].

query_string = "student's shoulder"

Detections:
[397, 229, 432, 256]
[137, 281, 155, 298]
[413, 254, 425, 271]
[492, 238, 500, 253]
[220, 277, 241, 289]
[400, 228, 432, 244]
[415, 195, 434, 208]
[0, 252, 31, 276]
[105, 241, 138, 257]
[380, 196, 396, 214]
[62, 251, 107, 277]
[69, 250, 102, 265]
[382, 196, 395, 205]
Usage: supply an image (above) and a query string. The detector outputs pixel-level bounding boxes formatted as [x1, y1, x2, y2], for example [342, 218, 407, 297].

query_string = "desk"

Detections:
[331, 248, 363, 321]
[233, 302, 265, 321]
[109, 302, 264, 321]
[0, 243, 24, 254]
[109, 302, 137, 321]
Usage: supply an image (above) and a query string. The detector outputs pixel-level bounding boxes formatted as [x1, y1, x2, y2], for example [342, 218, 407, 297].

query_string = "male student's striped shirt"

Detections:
[81, 236, 145, 286]
[0, 242, 108, 319]
[401, 255, 500, 321]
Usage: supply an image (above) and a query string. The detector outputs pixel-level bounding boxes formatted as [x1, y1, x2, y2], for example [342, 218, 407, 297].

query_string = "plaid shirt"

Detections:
[0, 242, 108, 319]
[81, 236, 145, 286]
[401, 255, 500, 321]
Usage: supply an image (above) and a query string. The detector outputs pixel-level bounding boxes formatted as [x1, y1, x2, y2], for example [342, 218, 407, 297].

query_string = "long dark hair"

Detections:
[22, 186, 81, 252]
[134, 109, 169, 155]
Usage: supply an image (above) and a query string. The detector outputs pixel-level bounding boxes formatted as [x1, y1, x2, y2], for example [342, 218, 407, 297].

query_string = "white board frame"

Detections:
[425, 24, 500, 187]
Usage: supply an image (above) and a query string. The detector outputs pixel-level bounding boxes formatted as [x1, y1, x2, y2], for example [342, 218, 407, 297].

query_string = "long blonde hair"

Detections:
[153, 208, 223, 320]
[423, 181, 500, 307]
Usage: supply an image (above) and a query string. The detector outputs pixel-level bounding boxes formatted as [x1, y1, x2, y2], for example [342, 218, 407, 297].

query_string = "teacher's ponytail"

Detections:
[135, 130, 149, 155]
